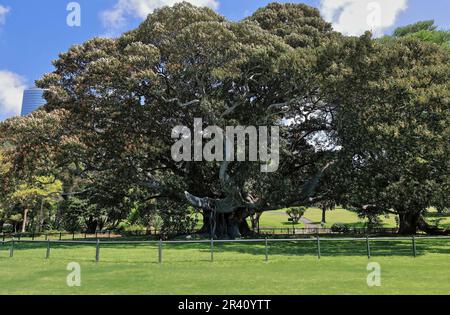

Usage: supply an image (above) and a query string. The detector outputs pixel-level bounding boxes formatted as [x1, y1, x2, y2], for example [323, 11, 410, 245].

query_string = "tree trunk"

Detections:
[38, 199, 45, 232]
[21, 208, 29, 233]
[321, 207, 326, 224]
[249, 212, 261, 233]
[86, 216, 98, 234]
[199, 208, 253, 239]
[398, 211, 421, 235]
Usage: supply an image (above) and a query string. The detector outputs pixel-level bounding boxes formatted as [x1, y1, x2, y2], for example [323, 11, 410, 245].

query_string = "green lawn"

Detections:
[305, 208, 398, 228]
[257, 207, 398, 228]
[425, 209, 450, 229]
[257, 207, 449, 229]
[0, 238, 449, 294]
[254, 210, 305, 228]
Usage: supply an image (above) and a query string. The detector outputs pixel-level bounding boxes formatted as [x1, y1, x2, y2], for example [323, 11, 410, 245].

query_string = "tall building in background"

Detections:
[20, 88, 46, 116]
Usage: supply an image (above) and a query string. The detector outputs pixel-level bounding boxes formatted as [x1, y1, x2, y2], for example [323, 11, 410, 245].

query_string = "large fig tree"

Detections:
[30, 3, 340, 238]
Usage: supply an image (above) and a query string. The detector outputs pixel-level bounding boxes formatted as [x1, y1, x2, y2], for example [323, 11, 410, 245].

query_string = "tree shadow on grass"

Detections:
[183, 239, 450, 258]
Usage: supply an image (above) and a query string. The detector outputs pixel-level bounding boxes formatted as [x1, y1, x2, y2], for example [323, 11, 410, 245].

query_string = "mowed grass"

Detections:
[425, 209, 450, 229]
[254, 210, 305, 228]
[304, 208, 398, 228]
[257, 208, 450, 229]
[0, 238, 449, 295]
[257, 207, 398, 228]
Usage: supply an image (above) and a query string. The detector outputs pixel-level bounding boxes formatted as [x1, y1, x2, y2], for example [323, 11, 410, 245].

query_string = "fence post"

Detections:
[265, 238, 268, 262]
[317, 235, 321, 259]
[95, 239, 100, 262]
[412, 235, 416, 258]
[158, 239, 162, 264]
[366, 235, 371, 259]
[9, 240, 14, 257]
[46, 240, 51, 259]
[210, 238, 214, 262]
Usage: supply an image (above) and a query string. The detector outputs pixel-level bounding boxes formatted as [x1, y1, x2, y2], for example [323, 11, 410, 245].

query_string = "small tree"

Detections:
[0, 150, 12, 232]
[310, 163, 340, 224]
[286, 207, 306, 224]
[316, 201, 336, 225]
[10, 176, 62, 233]
[8, 214, 22, 233]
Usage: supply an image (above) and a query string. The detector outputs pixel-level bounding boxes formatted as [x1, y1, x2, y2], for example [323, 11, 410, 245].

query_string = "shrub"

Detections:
[286, 207, 306, 224]
[1, 223, 13, 233]
[331, 223, 350, 233]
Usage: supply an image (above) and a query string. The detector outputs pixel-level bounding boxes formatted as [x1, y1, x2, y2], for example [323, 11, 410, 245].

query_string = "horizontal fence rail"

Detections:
[1, 236, 449, 263]
[0, 227, 405, 241]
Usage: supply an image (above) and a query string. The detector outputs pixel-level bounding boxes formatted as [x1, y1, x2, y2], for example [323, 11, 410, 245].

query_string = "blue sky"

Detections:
[0, 0, 449, 121]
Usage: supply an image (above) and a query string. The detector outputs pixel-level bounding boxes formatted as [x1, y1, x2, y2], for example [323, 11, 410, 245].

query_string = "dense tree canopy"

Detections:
[28, 2, 340, 238]
[0, 3, 448, 237]
[333, 35, 450, 234]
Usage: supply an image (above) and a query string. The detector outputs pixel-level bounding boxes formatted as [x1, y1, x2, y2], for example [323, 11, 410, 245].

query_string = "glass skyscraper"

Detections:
[20, 88, 46, 116]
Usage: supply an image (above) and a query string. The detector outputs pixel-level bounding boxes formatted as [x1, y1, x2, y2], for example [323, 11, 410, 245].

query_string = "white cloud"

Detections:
[101, 0, 220, 30]
[0, 71, 27, 120]
[0, 5, 10, 26]
[320, 0, 408, 37]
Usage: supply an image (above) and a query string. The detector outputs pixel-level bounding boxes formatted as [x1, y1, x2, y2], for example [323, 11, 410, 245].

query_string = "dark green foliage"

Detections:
[333, 34, 450, 234]
[390, 20, 449, 52]
[393, 20, 437, 37]
[331, 223, 349, 233]
[158, 204, 199, 237]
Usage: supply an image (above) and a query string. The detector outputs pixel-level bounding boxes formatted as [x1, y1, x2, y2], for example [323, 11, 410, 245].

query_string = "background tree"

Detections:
[0, 149, 12, 231]
[310, 163, 341, 224]
[391, 20, 450, 52]
[9, 176, 62, 232]
[332, 34, 450, 234]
